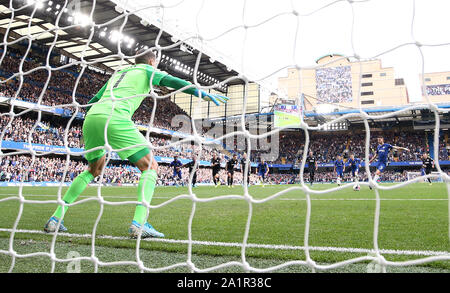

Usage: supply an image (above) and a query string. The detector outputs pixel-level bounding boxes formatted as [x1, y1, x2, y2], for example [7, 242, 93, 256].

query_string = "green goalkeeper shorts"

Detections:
[82, 114, 150, 164]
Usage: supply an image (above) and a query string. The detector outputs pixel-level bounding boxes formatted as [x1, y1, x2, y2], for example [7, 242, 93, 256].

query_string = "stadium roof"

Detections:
[315, 53, 350, 64]
[0, 0, 243, 92]
[305, 102, 450, 116]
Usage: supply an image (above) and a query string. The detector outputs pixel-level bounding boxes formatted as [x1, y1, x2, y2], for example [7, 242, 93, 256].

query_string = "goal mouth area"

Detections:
[1, 0, 449, 275]
[406, 172, 443, 182]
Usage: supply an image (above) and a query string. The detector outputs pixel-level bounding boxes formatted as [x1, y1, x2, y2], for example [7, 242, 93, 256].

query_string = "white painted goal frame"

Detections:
[0, 0, 449, 273]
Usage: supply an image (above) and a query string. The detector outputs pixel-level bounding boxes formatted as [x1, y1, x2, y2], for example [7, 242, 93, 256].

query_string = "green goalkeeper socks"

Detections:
[52, 169, 156, 225]
[53, 170, 94, 219]
[133, 169, 157, 225]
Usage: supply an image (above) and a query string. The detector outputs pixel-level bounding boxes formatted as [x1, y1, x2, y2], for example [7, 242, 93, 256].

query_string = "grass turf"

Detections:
[0, 182, 449, 273]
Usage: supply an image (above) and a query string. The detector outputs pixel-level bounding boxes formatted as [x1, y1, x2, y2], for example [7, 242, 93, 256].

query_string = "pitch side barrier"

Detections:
[0, 96, 84, 119]
[0, 182, 219, 187]
[2, 139, 448, 169]
[306, 103, 450, 117]
[272, 161, 450, 170]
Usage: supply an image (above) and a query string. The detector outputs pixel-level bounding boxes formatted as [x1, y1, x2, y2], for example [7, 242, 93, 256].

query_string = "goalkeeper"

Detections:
[44, 49, 228, 238]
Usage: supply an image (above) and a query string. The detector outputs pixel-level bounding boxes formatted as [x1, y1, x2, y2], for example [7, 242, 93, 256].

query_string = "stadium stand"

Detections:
[1, 48, 450, 186]
[0, 50, 189, 129]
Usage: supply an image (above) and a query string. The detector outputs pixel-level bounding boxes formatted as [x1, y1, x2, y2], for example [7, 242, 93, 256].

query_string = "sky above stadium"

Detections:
[120, 0, 450, 103]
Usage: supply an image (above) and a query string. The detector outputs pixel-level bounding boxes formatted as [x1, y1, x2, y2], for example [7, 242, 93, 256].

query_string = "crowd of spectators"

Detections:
[1, 52, 107, 99]
[0, 155, 83, 183]
[270, 169, 450, 184]
[1, 153, 448, 185]
[2, 113, 449, 175]
[0, 155, 141, 184]
[132, 96, 189, 130]
[0, 154, 261, 185]
[0, 115, 82, 148]
[0, 115, 219, 160]
[2, 113, 449, 168]
[255, 130, 450, 164]
[315, 66, 353, 103]
[0, 51, 189, 130]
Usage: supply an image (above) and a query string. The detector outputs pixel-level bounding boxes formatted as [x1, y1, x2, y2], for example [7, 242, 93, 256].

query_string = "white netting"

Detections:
[0, 0, 449, 273]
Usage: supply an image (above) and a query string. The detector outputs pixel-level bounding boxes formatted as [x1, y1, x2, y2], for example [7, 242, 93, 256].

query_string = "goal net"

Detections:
[0, 0, 449, 273]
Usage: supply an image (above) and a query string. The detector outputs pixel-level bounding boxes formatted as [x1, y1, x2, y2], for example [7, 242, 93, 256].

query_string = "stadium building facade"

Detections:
[277, 54, 450, 110]
[422, 71, 450, 104]
[279, 54, 414, 110]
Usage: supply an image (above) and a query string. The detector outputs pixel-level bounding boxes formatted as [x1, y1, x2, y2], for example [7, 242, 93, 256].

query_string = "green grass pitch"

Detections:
[0, 183, 449, 273]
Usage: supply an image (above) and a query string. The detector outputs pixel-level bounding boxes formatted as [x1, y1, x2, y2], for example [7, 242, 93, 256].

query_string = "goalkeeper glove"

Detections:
[198, 91, 229, 106]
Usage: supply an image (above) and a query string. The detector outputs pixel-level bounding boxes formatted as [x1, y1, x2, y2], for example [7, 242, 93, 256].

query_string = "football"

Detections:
[353, 184, 361, 191]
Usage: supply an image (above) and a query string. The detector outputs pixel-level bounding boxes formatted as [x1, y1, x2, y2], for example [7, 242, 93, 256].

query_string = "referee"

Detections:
[421, 153, 435, 185]
[211, 153, 222, 187]
[306, 151, 318, 186]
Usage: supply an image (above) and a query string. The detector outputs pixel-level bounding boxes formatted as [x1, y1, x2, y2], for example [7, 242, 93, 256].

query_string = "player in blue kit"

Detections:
[347, 154, 361, 188]
[369, 135, 409, 188]
[170, 155, 183, 186]
[257, 159, 269, 187]
[334, 155, 345, 186]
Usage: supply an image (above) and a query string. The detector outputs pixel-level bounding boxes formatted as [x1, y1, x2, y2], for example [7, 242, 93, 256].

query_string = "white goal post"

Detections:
[0, 0, 449, 274]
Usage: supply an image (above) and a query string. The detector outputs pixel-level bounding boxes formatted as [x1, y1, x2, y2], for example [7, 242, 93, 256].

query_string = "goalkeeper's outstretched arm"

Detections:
[158, 74, 228, 106]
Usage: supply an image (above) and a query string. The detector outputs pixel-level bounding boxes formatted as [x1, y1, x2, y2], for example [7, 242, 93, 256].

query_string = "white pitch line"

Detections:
[0, 228, 448, 257]
[279, 198, 448, 201]
[0, 194, 173, 200]
[0, 194, 447, 201]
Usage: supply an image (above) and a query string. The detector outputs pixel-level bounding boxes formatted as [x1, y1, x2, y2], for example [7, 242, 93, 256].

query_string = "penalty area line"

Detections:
[0, 194, 447, 201]
[0, 228, 448, 257]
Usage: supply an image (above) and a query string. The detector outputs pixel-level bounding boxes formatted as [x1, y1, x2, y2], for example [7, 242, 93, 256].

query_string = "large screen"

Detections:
[316, 65, 353, 103]
[274, 104, 302, 128]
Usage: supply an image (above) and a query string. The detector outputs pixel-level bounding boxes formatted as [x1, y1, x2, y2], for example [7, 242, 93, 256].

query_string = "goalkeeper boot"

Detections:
[140, 222, 165, 238]
[129, 220, 165, 238]
[44, 216, 68, 233]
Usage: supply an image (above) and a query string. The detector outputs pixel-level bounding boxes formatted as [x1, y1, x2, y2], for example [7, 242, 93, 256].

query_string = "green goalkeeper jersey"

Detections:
[86, 63, 167, 120]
